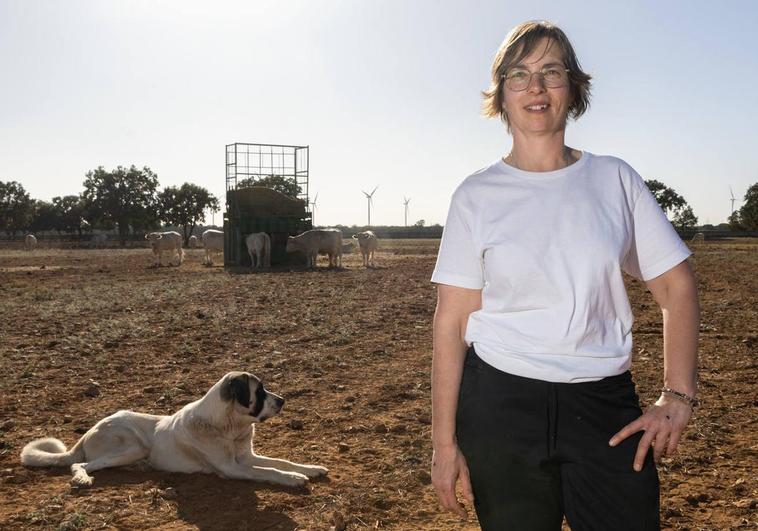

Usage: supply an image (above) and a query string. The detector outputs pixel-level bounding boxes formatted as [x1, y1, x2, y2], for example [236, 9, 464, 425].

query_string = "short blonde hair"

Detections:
[482, 21, 592, 132]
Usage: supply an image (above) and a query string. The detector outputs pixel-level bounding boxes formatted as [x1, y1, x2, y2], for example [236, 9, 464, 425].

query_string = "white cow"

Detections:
[352, 230, 378, 267]
[145, 231, 184, 267]
[188, 235, 199, 248]
[202, 229, 224, 266]
[24, 234, 37, 251]
[690, 232, 705, 244]
[245, 232, 271, 269]
[286, 229, 342, 268]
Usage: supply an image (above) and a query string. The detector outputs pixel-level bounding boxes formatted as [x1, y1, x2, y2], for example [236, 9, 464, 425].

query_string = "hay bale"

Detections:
[228, 186, 306, 217]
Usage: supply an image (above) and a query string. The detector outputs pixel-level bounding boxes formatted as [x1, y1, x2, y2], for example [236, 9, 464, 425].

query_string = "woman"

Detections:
[430, 21, 699, 530]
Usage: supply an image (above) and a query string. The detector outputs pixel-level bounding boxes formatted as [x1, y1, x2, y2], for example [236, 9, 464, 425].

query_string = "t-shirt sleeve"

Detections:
[622, 172, 692, 282]
[431, 188, 484, 289]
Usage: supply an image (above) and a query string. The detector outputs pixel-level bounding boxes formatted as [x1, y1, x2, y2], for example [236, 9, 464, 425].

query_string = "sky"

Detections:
[1, 0, 757, 227]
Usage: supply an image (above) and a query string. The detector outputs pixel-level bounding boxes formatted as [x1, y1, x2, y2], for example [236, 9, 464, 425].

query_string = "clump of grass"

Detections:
[32, 288, 55, 302]
[57, 512, 86, 531]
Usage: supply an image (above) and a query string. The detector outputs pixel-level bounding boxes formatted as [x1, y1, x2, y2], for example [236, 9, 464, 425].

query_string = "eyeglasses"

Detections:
[502, 66, 570, 91]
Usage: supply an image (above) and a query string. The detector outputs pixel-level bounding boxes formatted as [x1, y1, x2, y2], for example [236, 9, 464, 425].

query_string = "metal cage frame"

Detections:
[223, 143, 311, 267]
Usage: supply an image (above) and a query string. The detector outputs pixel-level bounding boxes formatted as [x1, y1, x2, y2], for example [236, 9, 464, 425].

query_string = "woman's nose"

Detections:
[527, 73, 546, 93]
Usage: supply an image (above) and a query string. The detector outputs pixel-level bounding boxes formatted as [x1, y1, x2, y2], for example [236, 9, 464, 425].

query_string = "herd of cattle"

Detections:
[143, 228, 378, 268]
[21, 229, 379, 269]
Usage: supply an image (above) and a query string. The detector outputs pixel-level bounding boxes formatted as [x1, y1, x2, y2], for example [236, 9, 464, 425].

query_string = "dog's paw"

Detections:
[71, 474, 93, 487]
[280, 472, 309, 488]
[300, 465, 329, 478]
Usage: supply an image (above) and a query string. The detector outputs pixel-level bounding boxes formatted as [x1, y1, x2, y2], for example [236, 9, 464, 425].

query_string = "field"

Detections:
[0, 239, 756, 530]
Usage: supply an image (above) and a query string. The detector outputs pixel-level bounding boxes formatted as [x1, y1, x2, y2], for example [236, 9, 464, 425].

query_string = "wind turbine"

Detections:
[310, 192, 319, 227]
[403, 197, 411, 227]
[362, 186, 378, 226]
[729, 186, 736, 215]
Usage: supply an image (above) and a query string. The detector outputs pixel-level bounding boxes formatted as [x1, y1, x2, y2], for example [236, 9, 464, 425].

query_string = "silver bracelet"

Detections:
[661, 387, 699, 410]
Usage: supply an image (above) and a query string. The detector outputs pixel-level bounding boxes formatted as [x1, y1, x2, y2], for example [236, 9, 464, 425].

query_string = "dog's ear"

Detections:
[220, 372, 251, 408]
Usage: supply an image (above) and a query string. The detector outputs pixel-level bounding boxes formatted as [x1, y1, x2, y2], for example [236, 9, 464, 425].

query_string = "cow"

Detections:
[202, 229, 224, 266]
[188, 235, 199, 248]
[690, 232, 705, 244]
[352, 230, 378, 267]
[145, 231, 184, 267]
[285, 229, 342, 268]
[24, 234, 37, 251]
[245, 232, 271, 269]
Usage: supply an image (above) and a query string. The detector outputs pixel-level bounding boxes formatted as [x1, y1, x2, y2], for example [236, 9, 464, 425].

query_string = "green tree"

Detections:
[52, 195, 88, 236]
[237, 174, 302, 197]
[644, 179, 697, 227]
[727, 211, 744, 231]
[672, 205, 698, 229]
[30, 200, 58, 233]
[82, 166, 160, 246]
[414, 219, 426, 227]
[0, 181, 34, 237]
[644, 179, 686, 215]
[159, 183, 220, 245]
[737, 183, 758, 230]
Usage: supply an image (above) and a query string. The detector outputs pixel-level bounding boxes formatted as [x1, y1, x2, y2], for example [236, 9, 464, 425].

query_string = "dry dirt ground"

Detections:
[0, 239, 755, 530]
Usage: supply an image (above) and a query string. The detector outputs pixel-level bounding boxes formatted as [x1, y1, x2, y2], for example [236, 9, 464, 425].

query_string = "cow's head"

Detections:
[285, 236, 299, 253]
[145, 232, 163, 242]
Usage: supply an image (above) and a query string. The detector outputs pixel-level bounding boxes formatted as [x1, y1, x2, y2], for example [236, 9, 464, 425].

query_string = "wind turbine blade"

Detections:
[314, 192, 319, 203]
[730, 186, 735, 199]
[371, 185, 379, 196]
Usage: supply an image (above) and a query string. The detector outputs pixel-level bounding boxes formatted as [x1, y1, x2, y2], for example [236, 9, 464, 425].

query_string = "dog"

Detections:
[20, 371, 328, 488]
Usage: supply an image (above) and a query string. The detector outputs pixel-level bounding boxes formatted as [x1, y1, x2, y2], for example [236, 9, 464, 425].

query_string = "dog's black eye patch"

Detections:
[221, 374, 251, 408]
[251, 383, 267, 417]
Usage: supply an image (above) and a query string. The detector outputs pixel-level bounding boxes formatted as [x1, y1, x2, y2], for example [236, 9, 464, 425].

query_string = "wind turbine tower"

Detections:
[730, 186, 736, 215]
[310, 192, 319, 227]
[362, 186, 378, 226]
[403, 197, 411, 227]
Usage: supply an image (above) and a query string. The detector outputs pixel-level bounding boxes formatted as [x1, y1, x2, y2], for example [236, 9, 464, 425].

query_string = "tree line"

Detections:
[2, 171, 757, 242]
[643, 179, 758, 231]
[0, 166, 220, 246]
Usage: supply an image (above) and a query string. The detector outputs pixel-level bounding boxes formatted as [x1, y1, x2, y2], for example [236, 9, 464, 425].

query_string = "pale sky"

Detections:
[1, 0, 757, 227]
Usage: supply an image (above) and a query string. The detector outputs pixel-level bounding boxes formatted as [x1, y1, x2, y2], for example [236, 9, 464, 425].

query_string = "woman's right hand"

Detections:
[431, 443, 475, 518]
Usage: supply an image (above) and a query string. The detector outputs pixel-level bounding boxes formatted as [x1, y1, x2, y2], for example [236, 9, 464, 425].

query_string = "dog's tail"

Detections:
[20, 437, 85, 468]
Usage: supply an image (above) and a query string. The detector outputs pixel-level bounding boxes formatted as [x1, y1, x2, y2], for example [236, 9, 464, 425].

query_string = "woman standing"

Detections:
[430, 21, 699, 530]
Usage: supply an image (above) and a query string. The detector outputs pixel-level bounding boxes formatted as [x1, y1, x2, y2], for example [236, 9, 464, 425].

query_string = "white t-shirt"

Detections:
[431, 151, 692, 383]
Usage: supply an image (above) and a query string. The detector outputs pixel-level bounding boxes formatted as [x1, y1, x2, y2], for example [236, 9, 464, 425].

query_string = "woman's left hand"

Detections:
[608, 395, 693, 471]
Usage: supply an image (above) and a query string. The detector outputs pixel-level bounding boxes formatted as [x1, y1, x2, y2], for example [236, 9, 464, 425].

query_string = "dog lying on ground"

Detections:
[20, 371, 328, 487]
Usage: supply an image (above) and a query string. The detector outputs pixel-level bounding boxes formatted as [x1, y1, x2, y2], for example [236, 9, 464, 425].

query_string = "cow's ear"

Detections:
[220, 372, 251, 408]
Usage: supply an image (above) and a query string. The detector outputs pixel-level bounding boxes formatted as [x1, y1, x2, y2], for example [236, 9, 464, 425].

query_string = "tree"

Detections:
[52, 195, 88, 236]
[737, 182, 758, 230]
[159, 183, 220, 245]
[237, 174, 302, 198]
[82, 166, 160, 245]
[644, 179, 697, 227]
[30, 200, 58, 233]
[0, 181, 34, 237]
[414, 219, 426, 227]
[727, 211, 744, 231]
[644, 180, 686, 215]
[672, 205, 698, 229]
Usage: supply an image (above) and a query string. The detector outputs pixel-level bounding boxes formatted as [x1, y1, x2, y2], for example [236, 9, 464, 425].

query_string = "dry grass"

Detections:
[0, 239, 756, 530]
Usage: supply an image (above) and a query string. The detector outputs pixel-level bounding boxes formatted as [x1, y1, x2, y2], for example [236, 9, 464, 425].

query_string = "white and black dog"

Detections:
[20, 371, 328, 487]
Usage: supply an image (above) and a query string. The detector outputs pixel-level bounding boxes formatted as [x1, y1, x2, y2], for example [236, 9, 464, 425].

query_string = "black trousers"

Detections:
[456, 347, 660, 531]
